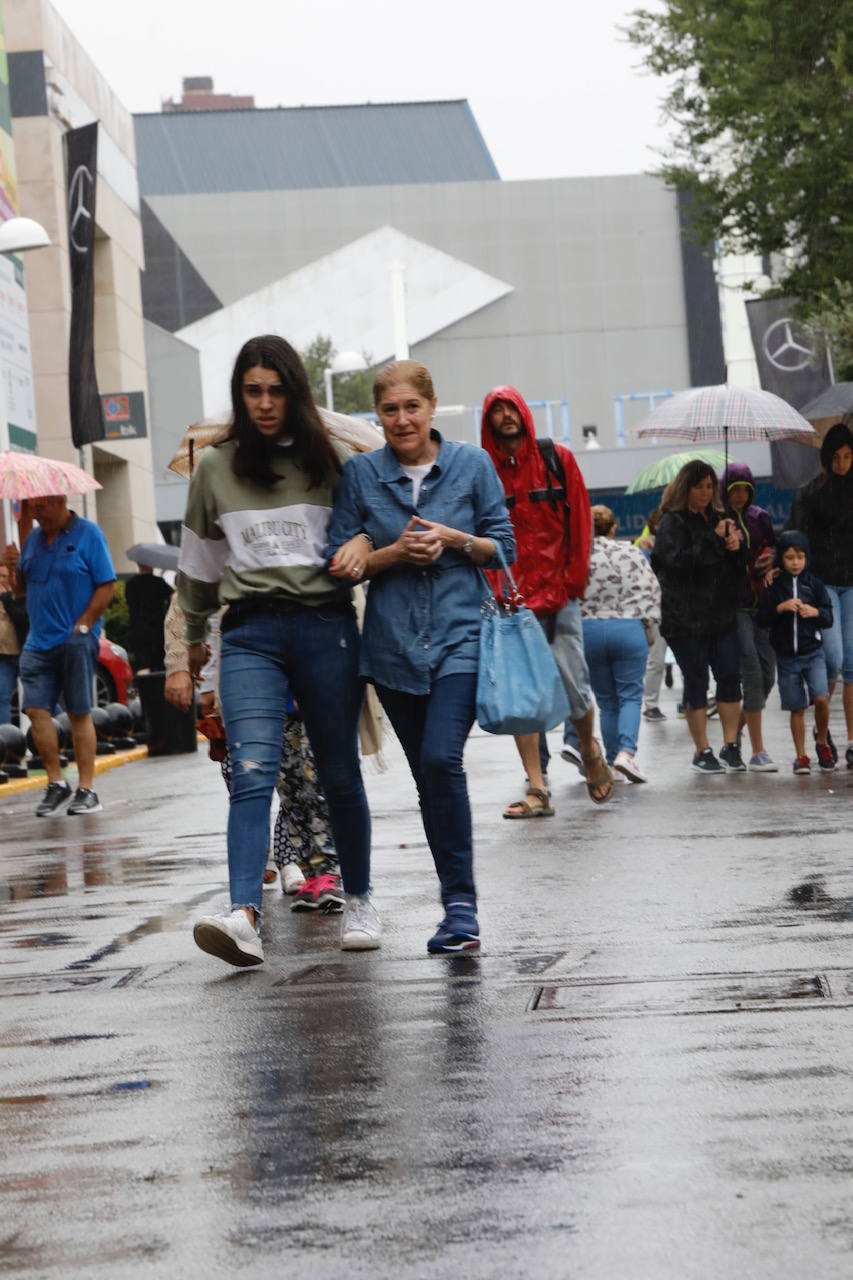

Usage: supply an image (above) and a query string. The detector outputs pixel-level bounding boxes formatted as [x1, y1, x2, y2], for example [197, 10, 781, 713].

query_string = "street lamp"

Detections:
[0, 215, 52, 254]
[324, 350, 368, 411]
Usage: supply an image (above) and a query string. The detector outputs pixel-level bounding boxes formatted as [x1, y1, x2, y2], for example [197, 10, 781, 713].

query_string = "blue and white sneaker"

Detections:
[427, 898, 480, 954]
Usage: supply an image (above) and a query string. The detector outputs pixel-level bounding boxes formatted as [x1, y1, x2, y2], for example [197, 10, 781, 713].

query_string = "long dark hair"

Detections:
[662, 459, 722, 515]
[228, 335, 341, 488]
[816, 419, 853, 486]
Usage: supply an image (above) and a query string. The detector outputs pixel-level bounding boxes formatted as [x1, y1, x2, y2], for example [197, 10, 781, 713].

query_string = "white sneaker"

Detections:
[613, 751, 647, 783]
[281, 864, 307, 895]
[193, 908, 264, 967]
[560, 744, 585, 776]
[341, 895, 381, 951]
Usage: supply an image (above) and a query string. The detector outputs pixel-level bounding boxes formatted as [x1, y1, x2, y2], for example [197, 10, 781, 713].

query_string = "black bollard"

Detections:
[127, 696, 147, 743]
[90, 706, 116, 755]
[26, 717, 69, 770]
[105, 702, 137, 750]
[0, 723, 28, 778]
[54, 711, 76, 761]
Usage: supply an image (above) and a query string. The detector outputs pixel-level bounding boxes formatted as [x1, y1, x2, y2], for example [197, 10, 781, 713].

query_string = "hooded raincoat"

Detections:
[721, 461, 776, 611]
[480, 386, 591, 616]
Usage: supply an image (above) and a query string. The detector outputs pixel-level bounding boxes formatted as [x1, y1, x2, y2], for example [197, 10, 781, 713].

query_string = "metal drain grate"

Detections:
[528, 970, 841, 1018]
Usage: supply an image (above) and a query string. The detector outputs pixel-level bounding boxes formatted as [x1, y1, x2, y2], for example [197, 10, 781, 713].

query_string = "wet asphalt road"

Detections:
[1, 691, 852, 1279]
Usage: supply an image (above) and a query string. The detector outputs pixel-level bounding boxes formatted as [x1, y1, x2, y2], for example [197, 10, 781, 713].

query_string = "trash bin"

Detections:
[136, 672, 198, 756]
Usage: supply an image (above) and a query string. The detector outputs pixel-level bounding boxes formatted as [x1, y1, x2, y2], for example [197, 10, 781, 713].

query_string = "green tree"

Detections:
[626, 1, 853, 309]
[102, 579, 131, 657]
[301, 335, 376, 416]
[804, 279, 853, 381]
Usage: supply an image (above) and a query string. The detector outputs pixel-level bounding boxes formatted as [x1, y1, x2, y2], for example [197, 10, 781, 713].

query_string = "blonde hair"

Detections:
[591, 504, 617, 536]
[372, 360, 435, 406]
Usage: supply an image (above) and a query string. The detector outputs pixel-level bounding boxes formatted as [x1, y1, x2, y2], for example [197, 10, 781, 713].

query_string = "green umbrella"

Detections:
[625, 448, 736, 494]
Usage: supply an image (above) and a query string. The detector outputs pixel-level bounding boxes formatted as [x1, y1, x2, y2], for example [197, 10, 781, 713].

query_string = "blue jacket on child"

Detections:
[758, 531, 833, 658]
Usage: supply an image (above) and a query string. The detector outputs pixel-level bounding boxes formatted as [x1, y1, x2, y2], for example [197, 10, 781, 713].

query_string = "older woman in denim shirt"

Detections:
[328, 360, 515, 955]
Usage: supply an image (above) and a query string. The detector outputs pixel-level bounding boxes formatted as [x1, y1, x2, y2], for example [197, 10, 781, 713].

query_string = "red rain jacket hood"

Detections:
[481, 386, 592, 614]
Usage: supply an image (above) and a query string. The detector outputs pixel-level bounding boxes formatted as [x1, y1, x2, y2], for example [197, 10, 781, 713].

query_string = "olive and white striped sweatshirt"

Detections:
[176, 439, 351, 643]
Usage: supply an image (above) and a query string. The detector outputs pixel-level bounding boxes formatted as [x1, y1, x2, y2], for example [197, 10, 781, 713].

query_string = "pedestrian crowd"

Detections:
[3, 332, 851, 966]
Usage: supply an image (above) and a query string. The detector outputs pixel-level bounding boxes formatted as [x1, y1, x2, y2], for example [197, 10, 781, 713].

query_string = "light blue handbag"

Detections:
[476, 545, 571, 735]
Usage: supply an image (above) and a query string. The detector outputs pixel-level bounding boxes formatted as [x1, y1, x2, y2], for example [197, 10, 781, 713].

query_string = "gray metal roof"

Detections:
[134, 100, 499, 196]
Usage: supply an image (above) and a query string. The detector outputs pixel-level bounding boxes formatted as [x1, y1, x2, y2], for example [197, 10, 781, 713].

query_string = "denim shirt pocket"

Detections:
[367, 482, 414, 543]
[419, 477, 474, 527]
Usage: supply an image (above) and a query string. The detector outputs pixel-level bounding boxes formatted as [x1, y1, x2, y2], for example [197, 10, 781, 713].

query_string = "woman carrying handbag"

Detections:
[327, 360, 515, 955]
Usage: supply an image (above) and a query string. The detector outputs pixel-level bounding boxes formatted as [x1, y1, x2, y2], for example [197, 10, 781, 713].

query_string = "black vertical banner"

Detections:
[66, 122, 105, 448]
[745, 296, 831, 490]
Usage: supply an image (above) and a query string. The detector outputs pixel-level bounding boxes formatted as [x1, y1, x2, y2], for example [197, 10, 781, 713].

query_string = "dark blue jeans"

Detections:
[375, 673, 477, 904]
[0, 654, 19, 725]
[219, 606, 371, 916]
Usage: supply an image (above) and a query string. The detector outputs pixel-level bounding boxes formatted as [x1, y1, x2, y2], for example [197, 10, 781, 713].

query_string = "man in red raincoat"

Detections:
[481, 387, 614, 811]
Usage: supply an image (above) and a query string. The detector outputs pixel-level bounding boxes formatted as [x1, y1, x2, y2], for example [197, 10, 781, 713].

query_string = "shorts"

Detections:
[667, 629, 742, 709]
[776, 650, 829, 712]
[539, 599, 593, 722]
[20, 632, 98, 716]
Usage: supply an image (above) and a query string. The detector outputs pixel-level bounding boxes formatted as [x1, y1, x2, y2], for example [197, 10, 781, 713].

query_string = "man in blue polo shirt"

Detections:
[12, 494, 116, 815]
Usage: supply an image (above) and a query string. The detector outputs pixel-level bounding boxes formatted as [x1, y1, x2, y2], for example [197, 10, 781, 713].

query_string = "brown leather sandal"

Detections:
[581, 740, 615, 805]
[503, 787, 555, 819]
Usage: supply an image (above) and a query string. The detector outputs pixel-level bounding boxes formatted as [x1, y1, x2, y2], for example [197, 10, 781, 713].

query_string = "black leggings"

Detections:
[668, 629, 742, 709]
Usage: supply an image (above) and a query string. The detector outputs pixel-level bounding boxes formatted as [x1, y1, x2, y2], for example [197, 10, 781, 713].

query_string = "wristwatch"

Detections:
[461, 535, 475, 557]
[74, 624, 90, 635]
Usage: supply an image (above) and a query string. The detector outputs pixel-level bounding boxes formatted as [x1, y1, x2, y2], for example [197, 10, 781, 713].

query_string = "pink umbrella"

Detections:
[0, 450, 102, 500]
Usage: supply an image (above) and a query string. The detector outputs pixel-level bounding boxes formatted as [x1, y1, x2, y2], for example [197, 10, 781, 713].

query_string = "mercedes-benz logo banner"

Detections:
[746, 296, 830, 489]
[65, 123, 105, 449]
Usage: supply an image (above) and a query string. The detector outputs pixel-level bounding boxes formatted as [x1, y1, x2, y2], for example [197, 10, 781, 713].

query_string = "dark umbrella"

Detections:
[126, 542, 180, 571]
[797, 382, 853, 421]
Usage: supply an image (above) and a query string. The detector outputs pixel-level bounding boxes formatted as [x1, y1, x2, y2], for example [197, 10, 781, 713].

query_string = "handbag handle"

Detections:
[491, 542, 524, 609]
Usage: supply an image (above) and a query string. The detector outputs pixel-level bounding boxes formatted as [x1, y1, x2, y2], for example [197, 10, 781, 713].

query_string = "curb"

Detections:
[0, 744, 150, 796]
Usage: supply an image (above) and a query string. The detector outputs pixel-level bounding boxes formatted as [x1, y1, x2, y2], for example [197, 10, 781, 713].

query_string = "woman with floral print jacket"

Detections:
[580, 505, 661, 783]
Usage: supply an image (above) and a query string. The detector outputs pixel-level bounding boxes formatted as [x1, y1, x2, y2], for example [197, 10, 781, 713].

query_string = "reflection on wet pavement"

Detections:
[0, 721, 852, 1275]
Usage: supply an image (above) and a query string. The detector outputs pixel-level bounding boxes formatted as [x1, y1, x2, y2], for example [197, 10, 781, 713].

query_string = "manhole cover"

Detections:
[528, 970, 842, 1018]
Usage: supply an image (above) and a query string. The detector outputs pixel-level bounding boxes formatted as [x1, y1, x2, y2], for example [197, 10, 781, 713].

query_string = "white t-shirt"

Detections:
[401, 462, 433, 508]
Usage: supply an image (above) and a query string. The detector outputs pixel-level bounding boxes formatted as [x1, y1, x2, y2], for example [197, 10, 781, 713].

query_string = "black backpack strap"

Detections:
[534, 438, 570, 541]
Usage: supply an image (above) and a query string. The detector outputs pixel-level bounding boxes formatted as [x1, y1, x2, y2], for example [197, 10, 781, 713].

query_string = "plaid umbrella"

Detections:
[0, 450, 102, 500]
[633, 384, 817, 472]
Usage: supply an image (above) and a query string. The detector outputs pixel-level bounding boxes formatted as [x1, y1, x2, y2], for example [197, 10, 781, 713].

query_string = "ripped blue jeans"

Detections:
[218, 605, 371, 918]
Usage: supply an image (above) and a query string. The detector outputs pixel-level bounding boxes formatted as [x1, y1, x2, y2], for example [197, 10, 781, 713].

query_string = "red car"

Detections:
[96, 634, 133, 706]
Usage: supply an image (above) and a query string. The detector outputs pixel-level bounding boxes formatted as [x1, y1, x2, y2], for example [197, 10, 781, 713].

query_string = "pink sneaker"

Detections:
[290, 873, 345, 913]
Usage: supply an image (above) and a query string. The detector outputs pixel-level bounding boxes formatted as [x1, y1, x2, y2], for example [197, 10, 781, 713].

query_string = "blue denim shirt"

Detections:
[327, 432, 515, 694]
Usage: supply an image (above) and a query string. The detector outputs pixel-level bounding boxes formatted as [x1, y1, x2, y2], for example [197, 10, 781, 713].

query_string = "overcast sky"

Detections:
[49, 0, 673, 181]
